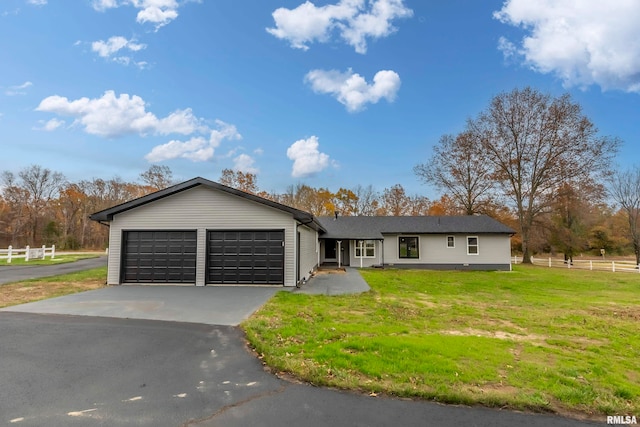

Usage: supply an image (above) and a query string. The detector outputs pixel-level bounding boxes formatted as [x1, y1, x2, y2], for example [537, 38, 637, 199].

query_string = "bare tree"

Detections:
[2, 165, 66, 244]
[352, 184, 380, 216]
[414, 131, 494, 215]
[469, 87, 619, 263]
[609, 167, 640, 265]
[140, 165, 174, 191]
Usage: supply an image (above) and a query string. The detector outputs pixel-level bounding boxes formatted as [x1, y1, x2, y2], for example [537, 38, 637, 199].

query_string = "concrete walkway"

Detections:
[293, 267, 370, 295]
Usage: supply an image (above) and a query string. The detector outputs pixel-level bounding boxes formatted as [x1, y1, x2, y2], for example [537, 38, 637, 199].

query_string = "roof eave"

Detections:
[89, 177, 318, 224]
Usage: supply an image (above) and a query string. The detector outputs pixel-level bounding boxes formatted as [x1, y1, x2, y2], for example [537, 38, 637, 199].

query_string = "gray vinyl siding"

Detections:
[298, 225, 318, 281]
[349, 240, 382, 268]
[382, 234, 511, 267]
[106, 186, 297, 286]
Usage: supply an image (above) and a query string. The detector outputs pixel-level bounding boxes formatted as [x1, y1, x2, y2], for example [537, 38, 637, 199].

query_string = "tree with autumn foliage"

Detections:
[219, 169, 259, 194]
[546, 180, 606, 263]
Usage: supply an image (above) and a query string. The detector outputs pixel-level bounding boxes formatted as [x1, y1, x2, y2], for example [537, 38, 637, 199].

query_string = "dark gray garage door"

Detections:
[122, 230, 197, 283]
[206, 230, 284, 285]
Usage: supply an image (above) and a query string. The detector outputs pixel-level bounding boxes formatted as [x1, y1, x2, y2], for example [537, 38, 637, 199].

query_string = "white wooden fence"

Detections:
[0, 245, 56, 263]
[513, 256, 640, 273]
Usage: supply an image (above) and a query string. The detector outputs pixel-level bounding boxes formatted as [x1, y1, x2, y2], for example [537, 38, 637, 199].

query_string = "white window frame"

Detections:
[355, 240, 376, 258]
[446, 235, 455, 248]
[467, 236, 479, 255]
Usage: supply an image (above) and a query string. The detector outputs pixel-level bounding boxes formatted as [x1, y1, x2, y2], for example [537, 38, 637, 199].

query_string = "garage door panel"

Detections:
[122, 230, 196, 284]
[206, 230, 284, 285]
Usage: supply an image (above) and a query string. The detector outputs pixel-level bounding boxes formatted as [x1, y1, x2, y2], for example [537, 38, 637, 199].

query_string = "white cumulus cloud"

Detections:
[92, 36, 146, 58]
[92, 0, 182, 29]
[495, 0, 640, 93]
[35, 90, 203, 138]
[145, 120, 241, 163]
[144, 136, 210, 162]
[305, 68, 401, 112]
[286, 135, 331, 178]
[233, 153, 259, 174]
[27, 0, 48, 5]
[267, 0, 413, 54]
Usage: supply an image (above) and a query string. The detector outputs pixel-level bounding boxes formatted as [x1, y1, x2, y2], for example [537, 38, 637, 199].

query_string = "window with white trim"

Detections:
[467, 236, 479, 255]
[399, 236, 419, 259]
[355, 240, 375, 258]
[447, 235, 455, 248]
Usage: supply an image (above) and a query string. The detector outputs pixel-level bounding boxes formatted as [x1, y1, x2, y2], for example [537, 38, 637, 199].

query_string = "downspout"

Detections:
[296, 216, 320, 286]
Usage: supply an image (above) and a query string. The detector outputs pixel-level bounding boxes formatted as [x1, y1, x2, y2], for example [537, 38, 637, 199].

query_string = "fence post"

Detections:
[41, 245, 46, 260]
[25, 245, 30, 262]
[7, 245, 12, 263]
[51, 245, 55, 259]
[548, 257, 551, 268]
[612, 261, 615, 273]
[590, 260, 593, 270]
[567, 260, 571, 269]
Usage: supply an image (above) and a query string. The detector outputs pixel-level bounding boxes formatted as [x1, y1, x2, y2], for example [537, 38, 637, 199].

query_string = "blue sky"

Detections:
[1, 0, 639, 197]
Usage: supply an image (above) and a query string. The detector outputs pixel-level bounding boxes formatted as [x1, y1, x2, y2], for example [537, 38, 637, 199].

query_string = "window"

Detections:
[399, 236, 419, 259]
[355, 240, 375, 258]
[447, 236, 455, 248]
[467, 236, 479, 255]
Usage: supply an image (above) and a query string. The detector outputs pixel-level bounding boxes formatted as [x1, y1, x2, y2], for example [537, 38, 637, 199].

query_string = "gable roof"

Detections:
[89, 177, 324, 231]
[316, 215, 515, 240]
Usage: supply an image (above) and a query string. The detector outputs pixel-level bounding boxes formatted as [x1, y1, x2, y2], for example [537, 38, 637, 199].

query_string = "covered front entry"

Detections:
[121, 230, 197, 283]
[206, 230, 285, 285]
[320, 239, 350, 266]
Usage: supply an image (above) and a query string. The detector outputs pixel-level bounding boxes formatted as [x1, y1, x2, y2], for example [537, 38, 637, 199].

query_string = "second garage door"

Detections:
[206, 230, 284, 285]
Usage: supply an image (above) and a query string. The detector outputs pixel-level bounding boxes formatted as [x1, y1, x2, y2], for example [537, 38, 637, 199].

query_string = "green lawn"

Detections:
[243, 266, 640, 419]
[0, 267, 107, 308]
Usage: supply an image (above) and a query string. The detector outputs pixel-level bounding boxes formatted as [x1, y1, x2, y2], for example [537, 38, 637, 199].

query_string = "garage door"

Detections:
[206, 230, 284, 285]
[122, 230, 197, 283]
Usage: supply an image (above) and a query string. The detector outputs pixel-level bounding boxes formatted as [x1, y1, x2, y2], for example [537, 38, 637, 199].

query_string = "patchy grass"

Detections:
[0, 253, 101, 266]
[243, 266, 640, 420]
[0, 267, 107, 308]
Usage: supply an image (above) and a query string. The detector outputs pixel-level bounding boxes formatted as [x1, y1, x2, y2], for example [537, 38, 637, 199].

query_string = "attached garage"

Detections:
[206, 230, 284, 285]
[122, 230, 197, 283]
[90, 177, 323, 287]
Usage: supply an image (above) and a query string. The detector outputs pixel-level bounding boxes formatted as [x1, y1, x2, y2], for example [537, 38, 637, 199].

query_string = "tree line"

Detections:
[1, 87, 638, 263]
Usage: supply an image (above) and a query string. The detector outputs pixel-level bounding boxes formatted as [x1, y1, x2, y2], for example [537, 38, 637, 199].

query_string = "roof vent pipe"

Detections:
[334, 211, 338, 220]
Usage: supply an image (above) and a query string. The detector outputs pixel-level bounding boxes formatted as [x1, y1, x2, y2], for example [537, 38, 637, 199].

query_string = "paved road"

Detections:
[0, 312, 603, 427]
[0, 256, 108, 285]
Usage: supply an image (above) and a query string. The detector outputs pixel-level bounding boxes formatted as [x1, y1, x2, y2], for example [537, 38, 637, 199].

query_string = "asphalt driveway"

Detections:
[0, 261, 604, 426]
[0, 285, 282, 325]
[0, 312, 601, 427]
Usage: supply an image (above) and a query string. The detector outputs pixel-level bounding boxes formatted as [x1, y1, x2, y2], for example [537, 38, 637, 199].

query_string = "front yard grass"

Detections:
[0, 267, 107, 308]
[242, 266, 640, 420]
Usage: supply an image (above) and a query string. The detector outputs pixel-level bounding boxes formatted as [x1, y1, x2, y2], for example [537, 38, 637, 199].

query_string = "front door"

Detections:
[324, 239, 337, 261]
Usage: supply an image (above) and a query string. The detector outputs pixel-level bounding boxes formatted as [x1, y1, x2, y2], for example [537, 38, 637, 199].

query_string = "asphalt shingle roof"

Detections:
[316, 215, 515, 239]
